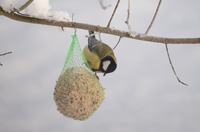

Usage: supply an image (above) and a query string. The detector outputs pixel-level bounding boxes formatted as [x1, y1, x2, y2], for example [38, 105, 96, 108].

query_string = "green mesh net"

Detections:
[61, 34, 92, 74]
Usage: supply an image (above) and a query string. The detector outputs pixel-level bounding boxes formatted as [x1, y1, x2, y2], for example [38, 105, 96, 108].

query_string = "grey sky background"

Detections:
[1, 0, 200, 132]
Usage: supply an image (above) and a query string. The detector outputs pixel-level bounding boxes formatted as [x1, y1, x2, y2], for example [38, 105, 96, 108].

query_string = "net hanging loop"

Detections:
[72, 13, 77, 35]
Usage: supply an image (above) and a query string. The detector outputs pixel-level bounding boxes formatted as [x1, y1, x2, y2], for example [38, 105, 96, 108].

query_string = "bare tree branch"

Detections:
[145, 0, 162, 34]
[107, 0, 120, 27]
[0, 7, 200, 44]
[165, 44, 188, 86]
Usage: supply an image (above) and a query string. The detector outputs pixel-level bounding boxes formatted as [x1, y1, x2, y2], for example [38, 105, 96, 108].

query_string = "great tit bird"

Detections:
[83, 31, 117, 76]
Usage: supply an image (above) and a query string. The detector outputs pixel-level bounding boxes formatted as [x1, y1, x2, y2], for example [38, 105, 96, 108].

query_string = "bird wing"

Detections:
[92, 41, 117, 62]
[83, 46, 101, 71]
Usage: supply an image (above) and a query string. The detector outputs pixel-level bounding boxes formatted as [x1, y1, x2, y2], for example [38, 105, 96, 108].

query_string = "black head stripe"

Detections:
[101, 56, 117, 73]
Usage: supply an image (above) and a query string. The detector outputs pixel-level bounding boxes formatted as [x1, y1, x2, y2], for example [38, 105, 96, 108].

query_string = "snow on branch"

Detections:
[0, 0, 71, 21]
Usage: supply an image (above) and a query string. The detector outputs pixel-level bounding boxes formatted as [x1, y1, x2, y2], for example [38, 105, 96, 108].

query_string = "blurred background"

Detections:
[1, 0, 200, 132]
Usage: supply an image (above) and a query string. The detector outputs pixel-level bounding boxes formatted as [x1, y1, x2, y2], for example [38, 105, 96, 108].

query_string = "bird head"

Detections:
[101, 56, 117, 76]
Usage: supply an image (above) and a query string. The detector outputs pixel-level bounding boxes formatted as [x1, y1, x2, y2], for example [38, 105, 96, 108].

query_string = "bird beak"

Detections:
[103, 73, 106, 76]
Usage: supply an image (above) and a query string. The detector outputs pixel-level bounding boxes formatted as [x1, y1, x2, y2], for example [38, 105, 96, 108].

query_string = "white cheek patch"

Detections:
[102, 60, 111, 71]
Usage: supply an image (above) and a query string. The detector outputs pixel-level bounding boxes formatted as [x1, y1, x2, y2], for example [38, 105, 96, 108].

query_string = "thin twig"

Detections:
[0, 51, 12, 66]
[0, 51, 12, 56]
[145, 0, 162, 34]
[113, 36, 122, 50]
[12, 0, 33, 16]
[107, 0, 120, 27]
[165, 44, 188, 86]
[144, 0, 188, 86]
[98, 0, 112, 10]
[0, 7, 200, 44]
[125, 0, 137, 36]
[19, 0, 34, 11]
[125, 0, 130, 25]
